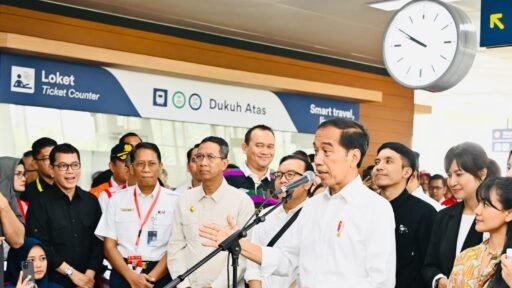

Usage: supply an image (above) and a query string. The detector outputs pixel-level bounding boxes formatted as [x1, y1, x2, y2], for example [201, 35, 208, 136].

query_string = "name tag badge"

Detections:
[147, 230, 158, 247]
[127, 255, 143, 273]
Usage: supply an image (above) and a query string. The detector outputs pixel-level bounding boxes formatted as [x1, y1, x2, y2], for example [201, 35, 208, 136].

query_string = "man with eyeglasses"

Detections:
[174, 143, 202, 194]
[245, 154, 314, 288]
[26, 143, 104, 288]
[95, 142, 178, 288]
[22, 137, 58, 203]
[199, 118, 396, 288]
[167, 136, 254, 288]
[21, 150, 39, 184]
[428, 174, 447, 204]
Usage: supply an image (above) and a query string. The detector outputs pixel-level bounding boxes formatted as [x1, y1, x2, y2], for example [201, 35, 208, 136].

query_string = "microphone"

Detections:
[273, 171, 316, 196]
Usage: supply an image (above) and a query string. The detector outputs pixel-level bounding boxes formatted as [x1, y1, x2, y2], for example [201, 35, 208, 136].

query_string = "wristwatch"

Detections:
[64, 266, 74, 277]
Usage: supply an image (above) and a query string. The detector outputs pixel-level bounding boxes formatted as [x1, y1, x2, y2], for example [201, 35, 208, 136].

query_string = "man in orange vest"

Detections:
[91, 143, 132, 212]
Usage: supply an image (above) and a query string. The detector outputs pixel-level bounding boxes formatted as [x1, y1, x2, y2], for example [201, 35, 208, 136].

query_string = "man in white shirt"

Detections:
[407, 152, 442, 211]
[95, 142, 179, 288]
[167, 136, 254, 288]
[200, 118, 396, 288]
[95, 143, 132, 212]
[174, 144, 201, 194]
[245, 154, 314, 288]
[224, 125, 277, 208]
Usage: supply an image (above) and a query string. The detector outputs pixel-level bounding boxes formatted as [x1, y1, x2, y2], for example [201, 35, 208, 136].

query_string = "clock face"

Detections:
[383, 1, 459, 88]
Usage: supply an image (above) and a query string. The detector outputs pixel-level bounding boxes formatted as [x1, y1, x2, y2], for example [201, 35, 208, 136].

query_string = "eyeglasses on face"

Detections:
[132, 161, 160, 169]
[34, 156, 50, 163]
[194, 153, 225, 162]
[53, 162, 81, 171]
[273, 170, 303, 180]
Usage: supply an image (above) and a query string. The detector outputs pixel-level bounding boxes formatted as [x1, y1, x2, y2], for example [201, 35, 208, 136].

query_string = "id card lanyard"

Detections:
[133, 186, 162, 252]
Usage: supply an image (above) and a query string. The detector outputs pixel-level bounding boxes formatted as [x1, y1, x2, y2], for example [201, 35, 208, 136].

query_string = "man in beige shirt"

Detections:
[167, 136, 254, 288]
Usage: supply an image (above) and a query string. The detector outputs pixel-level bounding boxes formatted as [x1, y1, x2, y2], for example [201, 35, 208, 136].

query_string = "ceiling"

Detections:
[43, 0, 512, 100]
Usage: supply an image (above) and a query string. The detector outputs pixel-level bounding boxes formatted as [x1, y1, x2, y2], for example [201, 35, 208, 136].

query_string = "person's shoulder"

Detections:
[162, 187, 180, 200]
[437, 201, 462, 218]
[406, 192, 437, 213]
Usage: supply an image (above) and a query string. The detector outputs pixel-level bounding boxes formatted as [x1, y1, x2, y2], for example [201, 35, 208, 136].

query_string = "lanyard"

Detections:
[133, 186, 161, 248]
[36, 177, 43, 192]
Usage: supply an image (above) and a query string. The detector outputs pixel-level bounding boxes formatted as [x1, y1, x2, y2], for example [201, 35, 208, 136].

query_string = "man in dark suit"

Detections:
[374, 142, 437, 288]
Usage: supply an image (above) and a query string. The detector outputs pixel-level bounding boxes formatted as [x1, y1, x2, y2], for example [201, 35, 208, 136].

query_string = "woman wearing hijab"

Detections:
[5, 237, 63, 288]
[0, 156, 27, 216]
[0, 157, 29, 218]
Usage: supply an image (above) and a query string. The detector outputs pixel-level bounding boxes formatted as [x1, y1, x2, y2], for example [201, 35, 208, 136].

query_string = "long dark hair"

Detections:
[477, 177, 512, 288]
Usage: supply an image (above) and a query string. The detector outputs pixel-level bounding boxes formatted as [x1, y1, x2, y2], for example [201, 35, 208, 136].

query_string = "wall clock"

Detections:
[382, 0, 477, 92]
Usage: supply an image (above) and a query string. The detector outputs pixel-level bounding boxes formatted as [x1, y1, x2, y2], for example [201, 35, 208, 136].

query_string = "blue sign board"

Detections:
[0, 53, 359, 134]
[480, 0, 512, 47]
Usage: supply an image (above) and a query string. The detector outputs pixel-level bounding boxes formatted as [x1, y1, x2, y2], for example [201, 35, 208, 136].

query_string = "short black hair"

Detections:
[377, 142, 417, 170]
[131, 142, 162, 162]
[119, 132, 142, 144]
[23, 150, 33, 158]
[429, 174, 446, 186]
[279, 154, 314, 173]
[186, 143, 201, 163]
[200, 136, 229, 158]
[49, 143, 80, 165]
[292, 150, 309, 161]
[244, 125, 274, 145]
[318, 118, 369, 168]
[32, 137, 58, 158]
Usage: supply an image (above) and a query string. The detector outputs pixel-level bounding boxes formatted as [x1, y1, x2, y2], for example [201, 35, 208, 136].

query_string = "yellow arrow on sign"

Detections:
[490, 13, 505, 30]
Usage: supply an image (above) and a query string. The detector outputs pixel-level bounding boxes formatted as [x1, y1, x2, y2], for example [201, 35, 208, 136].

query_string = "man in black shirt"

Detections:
[22, 137, 57, 203]
[373, 142, 436, 288]
[26, 143, 103, 288]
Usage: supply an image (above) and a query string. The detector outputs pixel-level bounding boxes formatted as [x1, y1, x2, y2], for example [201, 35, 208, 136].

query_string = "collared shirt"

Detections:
[224, 162, 277, 208]
[240, 161, 272, 183]
[21, 176, 51, 203]
[95, 183, 178, 261]
[448, 240, 498, 288]
[167, 179, 254, 288]
[26, 184, 103, 288]
[261, 176, 396, 288]
[173, 179, 195, 194]
[97, 177, 127, 212]
[391, 189, 437, 288]
[245, 204, 303, 288]
[411, 186, 443, 211]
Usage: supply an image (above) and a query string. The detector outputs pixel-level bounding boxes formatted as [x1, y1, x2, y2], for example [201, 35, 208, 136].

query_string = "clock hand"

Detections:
[398, 28, 427, 48]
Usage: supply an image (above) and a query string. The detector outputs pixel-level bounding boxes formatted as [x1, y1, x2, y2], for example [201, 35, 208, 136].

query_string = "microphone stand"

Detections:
[164, 189, 295, 288]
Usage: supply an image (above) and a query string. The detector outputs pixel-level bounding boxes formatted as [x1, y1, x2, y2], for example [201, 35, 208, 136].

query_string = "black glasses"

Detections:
[195, 153, 225, 162]
[132, 161, 160, 169]
[34, 156, 50, 163]
[273, 170, 303, 180]
[53, 162, 81, 171]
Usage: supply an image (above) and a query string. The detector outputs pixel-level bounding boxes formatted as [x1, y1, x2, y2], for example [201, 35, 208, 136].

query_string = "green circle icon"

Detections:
[172, 91, 186, 108]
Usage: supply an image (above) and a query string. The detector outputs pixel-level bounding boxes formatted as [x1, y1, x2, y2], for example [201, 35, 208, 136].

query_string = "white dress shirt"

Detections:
[173, 179, 194, 194]
[95, 183, 179, 261]
[261, 176, 396, 288]
[97, 177, 126, 212]
[245, 204, 303, 288]
[411, 186, 443, 211]
[167, 179, 254, 288]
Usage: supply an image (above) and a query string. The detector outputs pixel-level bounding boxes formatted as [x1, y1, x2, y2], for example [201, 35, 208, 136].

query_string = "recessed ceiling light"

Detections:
[368, 0, 458, 11]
